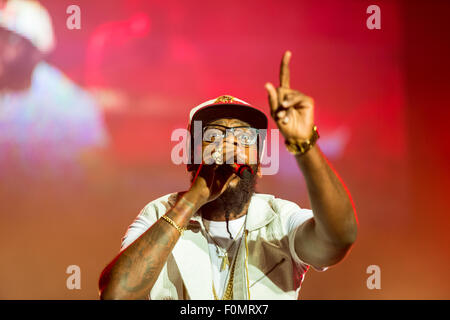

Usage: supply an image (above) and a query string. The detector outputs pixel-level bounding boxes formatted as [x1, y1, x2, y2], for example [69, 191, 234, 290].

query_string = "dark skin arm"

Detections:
[265, 51, 358, 269]
[294, 145, 357, 268]
[98, 191, 200, 300]
[98, 163, 238, 300]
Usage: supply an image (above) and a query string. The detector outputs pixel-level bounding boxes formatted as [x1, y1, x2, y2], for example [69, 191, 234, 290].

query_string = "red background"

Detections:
[0, 0, 449, 299]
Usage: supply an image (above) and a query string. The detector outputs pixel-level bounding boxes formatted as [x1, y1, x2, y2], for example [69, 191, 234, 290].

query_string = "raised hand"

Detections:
[265, 51, 315, 142]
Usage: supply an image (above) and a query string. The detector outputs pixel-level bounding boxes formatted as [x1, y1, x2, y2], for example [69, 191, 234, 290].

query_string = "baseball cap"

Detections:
[188, 95, 268, 131]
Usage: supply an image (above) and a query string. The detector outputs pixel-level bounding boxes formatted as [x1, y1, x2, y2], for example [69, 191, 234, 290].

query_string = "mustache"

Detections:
[195, 163, 258, 207]
[189, 163, 258, 184]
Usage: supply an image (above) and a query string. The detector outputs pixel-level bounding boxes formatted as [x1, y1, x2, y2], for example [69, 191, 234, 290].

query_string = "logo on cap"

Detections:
[214, 95, 235, 104]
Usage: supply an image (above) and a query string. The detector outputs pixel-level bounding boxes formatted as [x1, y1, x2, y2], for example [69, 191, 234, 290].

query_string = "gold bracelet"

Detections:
[161, 215, 187, 235]
[285, 125, 320, 156]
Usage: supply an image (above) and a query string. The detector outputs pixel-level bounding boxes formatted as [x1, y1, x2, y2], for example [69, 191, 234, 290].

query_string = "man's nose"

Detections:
[223, 132, 239, 146]
[221, 135, 246, 160]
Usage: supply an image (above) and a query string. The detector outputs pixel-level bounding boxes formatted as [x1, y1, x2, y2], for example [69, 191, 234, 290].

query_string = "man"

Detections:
[0, 0, 108, 180]
[99, 51, 358, 300]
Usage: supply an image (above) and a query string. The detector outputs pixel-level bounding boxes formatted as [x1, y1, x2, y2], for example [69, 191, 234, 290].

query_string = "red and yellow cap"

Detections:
[188, 95, 268, 131]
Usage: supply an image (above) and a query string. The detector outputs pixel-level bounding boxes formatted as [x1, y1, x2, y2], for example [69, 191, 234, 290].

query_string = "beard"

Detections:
[190, 164, 258, 220]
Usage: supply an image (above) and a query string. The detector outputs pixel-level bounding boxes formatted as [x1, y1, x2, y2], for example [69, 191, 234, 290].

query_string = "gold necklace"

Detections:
[205, 216, 247, 300]
[203, 217, 246, 271]
[212, 256, 237, 300]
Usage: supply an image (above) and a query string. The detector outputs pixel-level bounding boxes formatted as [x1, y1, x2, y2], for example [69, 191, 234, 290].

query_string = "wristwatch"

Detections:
[284, 125, 320, 156]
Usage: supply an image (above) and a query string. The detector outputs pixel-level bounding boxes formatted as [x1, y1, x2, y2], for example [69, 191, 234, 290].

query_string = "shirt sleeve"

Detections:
[120, 203, 158, 251]
[120, 193, 178, 250]
[119, 194, 185, 299]
[286, 209, 329, 272]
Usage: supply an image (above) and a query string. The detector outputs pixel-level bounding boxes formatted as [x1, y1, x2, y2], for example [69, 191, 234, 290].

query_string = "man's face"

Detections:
[0, 28, 20, 78]
[201, 117, 260, 189]
[0, 27, 39, 86]
[191, 118, 260, 218]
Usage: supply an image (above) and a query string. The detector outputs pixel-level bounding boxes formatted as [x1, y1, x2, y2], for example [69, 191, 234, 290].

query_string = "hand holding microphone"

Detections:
[189, 143, 254, 204]
[210, 145, 254, 178]
[207, 141, 254, 178]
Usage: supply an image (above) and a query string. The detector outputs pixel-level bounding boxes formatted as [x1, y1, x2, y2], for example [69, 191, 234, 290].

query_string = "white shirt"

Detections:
[202, 215, 246, 298]
[201, 210, 322, 298]
[121, 192, 329, 300]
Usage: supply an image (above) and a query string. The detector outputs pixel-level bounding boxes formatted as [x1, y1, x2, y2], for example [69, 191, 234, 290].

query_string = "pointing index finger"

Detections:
[265, 82, 278, 114]
[280, 50, 292, 89]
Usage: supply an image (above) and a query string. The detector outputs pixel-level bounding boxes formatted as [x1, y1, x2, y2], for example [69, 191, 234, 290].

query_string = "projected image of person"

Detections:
[0, 0, 108, 180]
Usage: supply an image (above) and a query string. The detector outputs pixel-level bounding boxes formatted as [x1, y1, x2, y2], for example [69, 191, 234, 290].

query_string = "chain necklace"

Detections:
[212, 255, 237, 300]
[203, 216, 246, 272]
[202, 215, 248, 300]
[211, 227, 246, 300]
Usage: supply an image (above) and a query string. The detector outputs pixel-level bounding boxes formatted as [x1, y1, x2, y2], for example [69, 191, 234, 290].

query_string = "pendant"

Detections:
[220, 253, 230, 271]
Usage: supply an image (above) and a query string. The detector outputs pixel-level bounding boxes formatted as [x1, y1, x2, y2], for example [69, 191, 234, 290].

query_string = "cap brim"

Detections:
[190, 104, 268, 130]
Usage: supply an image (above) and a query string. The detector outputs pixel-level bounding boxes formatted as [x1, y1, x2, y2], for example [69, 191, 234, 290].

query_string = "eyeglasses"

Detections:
[202, 124, 259, 146]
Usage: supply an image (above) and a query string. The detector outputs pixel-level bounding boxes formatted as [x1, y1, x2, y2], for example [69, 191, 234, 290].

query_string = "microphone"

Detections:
[231, 163, 254, 179]
[210, 148, 253, 178]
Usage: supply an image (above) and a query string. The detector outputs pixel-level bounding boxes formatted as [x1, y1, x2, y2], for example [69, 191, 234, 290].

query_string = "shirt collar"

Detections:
[182, 193, 276, 232]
